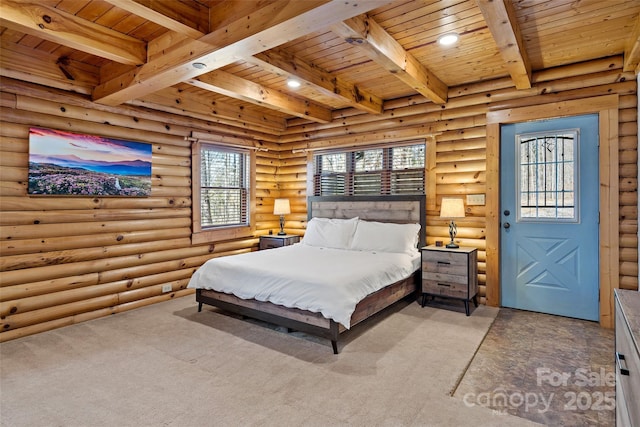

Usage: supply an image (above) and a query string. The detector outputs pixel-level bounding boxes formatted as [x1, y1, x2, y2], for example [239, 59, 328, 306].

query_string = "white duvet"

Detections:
[187, 243, 420, 328]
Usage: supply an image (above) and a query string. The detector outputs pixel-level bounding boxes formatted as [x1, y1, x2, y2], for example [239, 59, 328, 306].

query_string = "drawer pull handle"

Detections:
[616, 352, 630, 376]
[437, 261, 451, 265]
[437, 283, 451, 287]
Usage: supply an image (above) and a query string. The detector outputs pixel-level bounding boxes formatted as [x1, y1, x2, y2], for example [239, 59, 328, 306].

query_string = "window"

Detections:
[313, 143, 425, 196]
[192, 142, 255, 244]
[517, 130, 577, 221]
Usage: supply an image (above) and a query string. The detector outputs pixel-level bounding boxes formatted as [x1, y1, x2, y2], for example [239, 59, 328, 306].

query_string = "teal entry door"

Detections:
[500, 114, 599, 321]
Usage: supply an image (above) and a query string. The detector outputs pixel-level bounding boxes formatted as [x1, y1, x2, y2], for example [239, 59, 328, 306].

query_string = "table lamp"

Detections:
[273, 198, 290, 236]
[440, 197, 465, 248]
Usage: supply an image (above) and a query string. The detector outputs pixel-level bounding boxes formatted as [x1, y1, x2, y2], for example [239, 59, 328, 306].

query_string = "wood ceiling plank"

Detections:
[332, 14, 448, 104]
[105, 0, 207, 39]
[400, 15, 486, 54]
[392, 9, 485, 47]
[383, 0, 480, 38]
[527, 18, 635, 68]
[0, 40, 97, 93]
[53, 0, 86, 15]
[476, 0, 532, 89]
[247, 49, 383, 114]
[520, 5, 640, 37]
[372, 0, 468, 29]
[189, 70, 332, 123]
[2, 0, 635, 121]
[289, 37, 363, 70]
[93, 4, 135, 28]
[1, 41, 72, 81]
[137, 86, 287, 132]
[0, 0, 146, 65]
[283, 29, 336, 53]
[207, 0, 277, 31]
[15, 33, 43, 49]
[1, 27, 24, 44]
[92, 0, 391, 106]
[516, 0, 621, 28]
[34, 39, 60, 54]
[73, 1, 115, 22]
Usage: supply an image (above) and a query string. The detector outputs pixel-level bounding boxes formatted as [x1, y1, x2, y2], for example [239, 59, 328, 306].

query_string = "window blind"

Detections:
[200, 146, 249, 228]
[314, 143, 425, 196]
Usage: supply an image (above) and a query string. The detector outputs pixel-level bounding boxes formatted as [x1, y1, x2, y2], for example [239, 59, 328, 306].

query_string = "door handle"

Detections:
[504, 222, 510, 229]
[616, 352, 630, 376]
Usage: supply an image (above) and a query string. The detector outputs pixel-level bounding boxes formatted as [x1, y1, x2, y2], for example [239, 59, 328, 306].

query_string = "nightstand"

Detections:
[420, 245, 478, 316]
[259, 234, 300, 250]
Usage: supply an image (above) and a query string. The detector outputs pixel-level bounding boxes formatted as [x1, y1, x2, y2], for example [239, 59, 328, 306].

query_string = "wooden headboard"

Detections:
[307, 195, 426, 248]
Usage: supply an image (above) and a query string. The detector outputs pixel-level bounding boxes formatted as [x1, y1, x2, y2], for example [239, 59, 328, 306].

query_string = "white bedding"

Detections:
[187, 244, 420, 328]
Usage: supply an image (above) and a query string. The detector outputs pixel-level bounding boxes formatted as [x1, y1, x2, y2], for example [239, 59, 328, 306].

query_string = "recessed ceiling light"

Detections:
[192, 62, 207, 69]
[287, 79, 301, 88]
[438, 33, 459, 46]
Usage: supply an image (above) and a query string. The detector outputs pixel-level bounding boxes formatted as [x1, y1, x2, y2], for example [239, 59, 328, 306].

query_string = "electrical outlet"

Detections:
[161, 284, 172, 293]
[466, 194, 485, 206]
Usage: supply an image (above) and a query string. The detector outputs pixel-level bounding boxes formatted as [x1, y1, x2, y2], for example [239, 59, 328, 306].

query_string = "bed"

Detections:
[189, 195, 426, 353]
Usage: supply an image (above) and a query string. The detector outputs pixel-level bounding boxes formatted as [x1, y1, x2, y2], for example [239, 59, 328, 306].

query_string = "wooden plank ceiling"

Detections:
[1, 0, 639, 133]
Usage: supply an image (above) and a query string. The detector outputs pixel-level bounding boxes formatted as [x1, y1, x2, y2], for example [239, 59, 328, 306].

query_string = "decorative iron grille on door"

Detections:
[517, 130, 578, 222]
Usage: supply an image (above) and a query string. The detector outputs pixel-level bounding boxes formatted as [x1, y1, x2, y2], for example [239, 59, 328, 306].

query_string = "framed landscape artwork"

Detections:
[28, 127, 152, 197]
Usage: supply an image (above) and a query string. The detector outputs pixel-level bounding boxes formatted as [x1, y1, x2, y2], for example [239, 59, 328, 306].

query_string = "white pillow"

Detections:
[350, 220, 421, 254]
[302, 217, 359, 249]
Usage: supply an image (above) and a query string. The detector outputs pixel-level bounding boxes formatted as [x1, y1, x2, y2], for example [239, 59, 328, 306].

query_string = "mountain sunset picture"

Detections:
[28, 127, 152, 196]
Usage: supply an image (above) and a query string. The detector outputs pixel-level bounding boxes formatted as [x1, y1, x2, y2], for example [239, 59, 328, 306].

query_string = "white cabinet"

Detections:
[615, 289, 640, 427]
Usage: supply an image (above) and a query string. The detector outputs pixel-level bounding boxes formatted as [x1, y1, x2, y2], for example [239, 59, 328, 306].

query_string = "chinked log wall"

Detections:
[0, 55, 637, 341]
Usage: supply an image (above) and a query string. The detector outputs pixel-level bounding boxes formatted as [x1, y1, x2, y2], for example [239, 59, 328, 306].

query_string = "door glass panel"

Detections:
[517, 129, 578, 222]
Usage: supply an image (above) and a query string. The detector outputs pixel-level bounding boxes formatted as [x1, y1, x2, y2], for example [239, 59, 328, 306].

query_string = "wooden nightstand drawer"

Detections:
[422, 250, 468, 271]
[422, 271, 468, 287]
[422, 260, 468, 281]
[259, 235, 300, 250]
[422, 280, 469, 299]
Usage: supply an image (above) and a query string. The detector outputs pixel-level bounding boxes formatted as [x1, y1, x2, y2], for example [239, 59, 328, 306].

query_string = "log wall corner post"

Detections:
[484, 117, 501, 308]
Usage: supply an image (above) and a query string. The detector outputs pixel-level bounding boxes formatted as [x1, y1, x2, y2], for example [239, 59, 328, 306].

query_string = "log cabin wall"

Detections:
[0, 55, 637, 341]
[0, 78, 286, 341]
[277, 55, 639, 303]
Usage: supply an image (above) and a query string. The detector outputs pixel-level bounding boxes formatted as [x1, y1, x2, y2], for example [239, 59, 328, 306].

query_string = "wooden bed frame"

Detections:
[195, 195, 426, 354]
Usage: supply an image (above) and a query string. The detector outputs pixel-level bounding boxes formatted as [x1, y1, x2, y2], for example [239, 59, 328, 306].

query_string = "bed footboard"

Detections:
[195, 270, 418, 354]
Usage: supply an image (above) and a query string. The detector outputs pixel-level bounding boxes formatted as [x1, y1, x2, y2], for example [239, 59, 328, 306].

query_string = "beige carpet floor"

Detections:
[1, 295, 540, 426]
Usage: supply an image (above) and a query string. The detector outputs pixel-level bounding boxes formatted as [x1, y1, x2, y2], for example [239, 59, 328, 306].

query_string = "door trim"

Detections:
[485, 94, 619, 328]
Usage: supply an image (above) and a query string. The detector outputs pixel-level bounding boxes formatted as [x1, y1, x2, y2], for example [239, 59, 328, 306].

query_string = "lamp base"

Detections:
[277, 231, 286, 236]
[447, 220, 459, 249]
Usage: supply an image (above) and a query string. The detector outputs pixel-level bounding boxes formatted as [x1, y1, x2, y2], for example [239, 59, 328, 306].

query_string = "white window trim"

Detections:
[191, 140, 256, 245]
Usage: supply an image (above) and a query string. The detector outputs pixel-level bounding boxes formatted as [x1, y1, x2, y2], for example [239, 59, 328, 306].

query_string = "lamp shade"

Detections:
[440, 198, 465, 218]
[273, 198, 291, 215]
